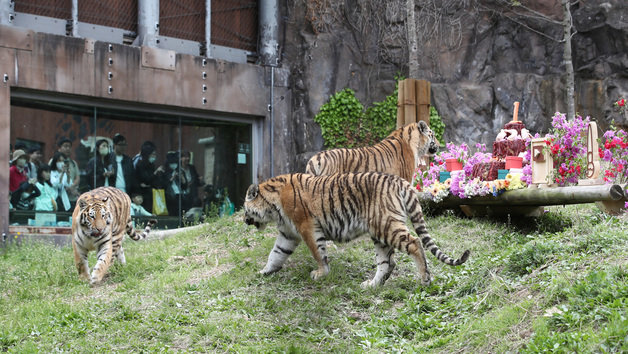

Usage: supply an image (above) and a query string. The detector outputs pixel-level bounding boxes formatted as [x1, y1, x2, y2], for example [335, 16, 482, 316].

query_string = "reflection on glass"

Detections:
[9, 99, 252, 228]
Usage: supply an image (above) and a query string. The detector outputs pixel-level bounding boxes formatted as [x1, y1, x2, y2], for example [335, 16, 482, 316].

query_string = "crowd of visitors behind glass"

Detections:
[9, 134, 206, 218]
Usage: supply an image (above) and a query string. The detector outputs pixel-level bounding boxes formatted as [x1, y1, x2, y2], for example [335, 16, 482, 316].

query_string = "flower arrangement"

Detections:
[544, 113, 589, 186]
[414, 142, 524, 201]
[413, 111, 627, 208]
[599, 127, 627, 184]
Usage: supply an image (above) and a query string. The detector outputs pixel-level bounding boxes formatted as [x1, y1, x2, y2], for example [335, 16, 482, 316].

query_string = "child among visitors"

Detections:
[131, 193, 154, 217]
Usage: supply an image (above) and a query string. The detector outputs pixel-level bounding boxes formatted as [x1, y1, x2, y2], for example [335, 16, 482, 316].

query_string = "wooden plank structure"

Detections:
[397, 79, 431, 129]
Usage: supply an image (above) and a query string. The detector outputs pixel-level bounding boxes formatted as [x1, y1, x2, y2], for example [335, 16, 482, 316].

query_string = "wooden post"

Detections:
[403, 79, 416, 127]
[415, 79, 430, 126]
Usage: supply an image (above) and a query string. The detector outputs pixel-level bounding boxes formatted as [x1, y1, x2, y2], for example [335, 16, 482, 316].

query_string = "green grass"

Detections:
[0, 204, 627, 352]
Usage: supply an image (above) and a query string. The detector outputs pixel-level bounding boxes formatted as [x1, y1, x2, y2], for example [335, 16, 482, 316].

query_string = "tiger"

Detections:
[71, 186, 157, 286]
[243, 172, 469, 287]
[305, 121, 439, 182]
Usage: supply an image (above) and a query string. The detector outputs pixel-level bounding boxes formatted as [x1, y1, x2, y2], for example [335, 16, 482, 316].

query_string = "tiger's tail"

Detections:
[405, 188, 470, 266]
[127, 219, 157, 240]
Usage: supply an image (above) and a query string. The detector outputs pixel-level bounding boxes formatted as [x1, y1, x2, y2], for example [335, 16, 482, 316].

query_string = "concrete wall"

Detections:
[0, 24, 291, 236]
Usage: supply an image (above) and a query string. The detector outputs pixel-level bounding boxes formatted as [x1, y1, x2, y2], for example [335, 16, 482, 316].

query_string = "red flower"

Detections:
[616, 163, 624, 172]
[618, 98, 625, 107]
[599, 148, 604, 158]
[576, 165, 581, 174]
[551, 144, 560, 155]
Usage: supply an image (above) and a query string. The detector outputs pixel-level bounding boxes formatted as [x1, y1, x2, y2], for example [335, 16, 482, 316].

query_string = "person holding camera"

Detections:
[50, 151, 73, 211]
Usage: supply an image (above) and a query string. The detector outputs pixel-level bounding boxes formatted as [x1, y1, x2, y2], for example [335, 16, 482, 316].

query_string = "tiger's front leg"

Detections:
[90, 238, 114, 286]
[72, 240, 90, 281]
[300, 226, 329, 280]
[260, 231, 301, 275]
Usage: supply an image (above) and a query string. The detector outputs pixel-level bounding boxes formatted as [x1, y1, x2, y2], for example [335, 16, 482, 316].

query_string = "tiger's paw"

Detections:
[360, 280, 377, 289]
[259, 265, 281, 275]
[309, 268, 328, 280]
[420, 274, 432, 286]
[89, 278, 103, 287]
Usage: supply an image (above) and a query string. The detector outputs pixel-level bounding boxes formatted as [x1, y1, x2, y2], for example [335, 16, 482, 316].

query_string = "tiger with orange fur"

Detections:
[72, 187, 156, 286]
[244, 172, 469, 287]
[305, 121, 438, 181]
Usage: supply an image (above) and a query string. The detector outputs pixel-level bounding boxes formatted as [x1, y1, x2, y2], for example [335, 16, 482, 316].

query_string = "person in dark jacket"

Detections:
[85, 139, 115, 190]
[163, 151, 185, 217]
[110, 134, 138, 196]
[179, 150, 204, 212]
[134, 141, 165, 212]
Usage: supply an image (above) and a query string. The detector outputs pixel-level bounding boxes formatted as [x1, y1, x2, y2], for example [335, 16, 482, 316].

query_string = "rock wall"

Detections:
[277, 0, 627, 173]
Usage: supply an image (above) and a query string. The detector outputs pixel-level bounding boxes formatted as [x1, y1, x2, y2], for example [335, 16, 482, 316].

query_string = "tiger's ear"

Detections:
[418, 120, 429, 133]
[245, 184, 259, 201]
[78, 199, 88, 210]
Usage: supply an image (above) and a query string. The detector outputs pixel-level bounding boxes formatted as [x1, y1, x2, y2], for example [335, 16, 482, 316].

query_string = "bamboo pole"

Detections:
[419, 184, 625, 208]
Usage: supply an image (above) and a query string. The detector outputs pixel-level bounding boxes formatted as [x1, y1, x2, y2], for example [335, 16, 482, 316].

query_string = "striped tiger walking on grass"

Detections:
[243, 172, 469, 287]
[71, 186, 156, 286]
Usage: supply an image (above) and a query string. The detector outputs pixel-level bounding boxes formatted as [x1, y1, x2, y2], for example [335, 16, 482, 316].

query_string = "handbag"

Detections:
[152, 188, 169, 216]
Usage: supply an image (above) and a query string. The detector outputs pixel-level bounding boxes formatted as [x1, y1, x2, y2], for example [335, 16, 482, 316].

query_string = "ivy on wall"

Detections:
[314, 85, 397, 149]
[429, 106, 445, 146]
[314, 82, 446, 149]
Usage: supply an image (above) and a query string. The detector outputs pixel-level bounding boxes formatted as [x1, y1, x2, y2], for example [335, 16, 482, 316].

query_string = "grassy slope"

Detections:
[0, 204, 626, 352]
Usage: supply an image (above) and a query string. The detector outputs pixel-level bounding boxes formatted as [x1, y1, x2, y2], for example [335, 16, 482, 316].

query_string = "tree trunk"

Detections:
[406, 0, 419, 79]
[562, 0, 576, 120]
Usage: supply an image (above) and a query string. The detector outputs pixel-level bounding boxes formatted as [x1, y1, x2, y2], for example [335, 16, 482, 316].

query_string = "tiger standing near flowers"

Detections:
[244, 172, 469, 287]
[72, 187, 156, 286]
[305, 121, 438, 182]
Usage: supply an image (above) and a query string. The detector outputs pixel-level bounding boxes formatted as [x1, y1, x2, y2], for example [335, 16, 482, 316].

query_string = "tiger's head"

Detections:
[393, 121, 439, 157]
[78, 197, 112, 237]
[244, 176, 287, 230]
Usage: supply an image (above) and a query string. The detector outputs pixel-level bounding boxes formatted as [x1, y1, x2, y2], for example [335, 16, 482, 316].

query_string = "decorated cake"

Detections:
[492, 121, 531, 159]
[472, 102, 529, 181]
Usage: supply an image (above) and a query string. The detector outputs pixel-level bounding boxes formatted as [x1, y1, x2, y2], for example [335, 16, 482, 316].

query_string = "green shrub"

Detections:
[314, 82, 446, 149]
[429, 106, 445, 146]
[314, 83, 399, 149]
[314, 88, 364, 149]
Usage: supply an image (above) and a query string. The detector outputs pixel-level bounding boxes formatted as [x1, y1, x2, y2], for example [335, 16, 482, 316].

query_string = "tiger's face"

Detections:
[78, 198, 112, 237]
[406, 121, 439, 156]
[244, 179, 284, 230]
